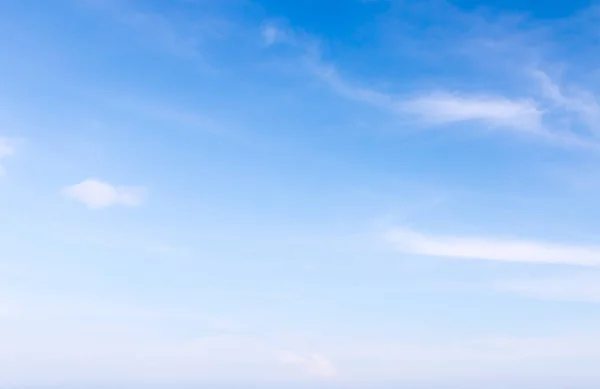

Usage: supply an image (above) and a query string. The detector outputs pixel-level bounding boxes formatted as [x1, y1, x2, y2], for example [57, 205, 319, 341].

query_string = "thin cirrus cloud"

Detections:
[261, 23, 289, 46]
[0, 328, 338, 385]
[308, 62, 544, 132]
[62, 179, 146, 210]
[401, 92, 543, 131]
[264, 24, 600, 148]
[532, 69, 600, 132]
[385, 227, 600, 268]
[0, 137, 15, 176]
[497, 273, 600, 303]
[280, 352, 338, 379]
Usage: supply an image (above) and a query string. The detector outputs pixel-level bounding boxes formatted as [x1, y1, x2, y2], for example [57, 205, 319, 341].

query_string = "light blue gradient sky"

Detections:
[3, 0, 600, 388]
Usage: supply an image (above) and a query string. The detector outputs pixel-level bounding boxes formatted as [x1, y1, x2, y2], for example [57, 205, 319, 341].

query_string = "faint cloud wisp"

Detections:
[385, 227, 600, 268]
[62, 179, 146, 210]
[0, 137, 15, 176]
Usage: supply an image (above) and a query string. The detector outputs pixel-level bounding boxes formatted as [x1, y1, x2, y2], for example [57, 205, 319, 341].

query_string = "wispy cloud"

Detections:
[62, 179, 146, 209]
[307, 62, 399, 111]
[299, 50, 558, 145]
[0, 329, 336, 385]
[308, 62, 543, 131]
[81, 0, 234, 73]
[262, 14, 600, 149]
[0, 138, 13, 158]
[385, 227, 600, 267]
[315, 63, 544, 135]
[4, 292, 233, 330]
[310, 59, 600, 148]
[6, 289, 600, 385]
[108, 95, 234, 137]
[280, 352, 337, 378]
[498, 273, 600, 302]
[261, 23, 290, 47]
[401, 92, 542, 131]
[0, 137, 15, 176]
[532, 69, 600, 134]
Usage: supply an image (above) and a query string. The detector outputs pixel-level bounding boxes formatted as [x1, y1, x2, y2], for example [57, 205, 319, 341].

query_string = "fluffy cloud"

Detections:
[385, 227, 600, 267]
[62, 179, 146, 209]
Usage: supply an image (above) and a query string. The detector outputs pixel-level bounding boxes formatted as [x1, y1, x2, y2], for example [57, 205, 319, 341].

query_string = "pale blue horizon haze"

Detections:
[2, 0, 600, 388]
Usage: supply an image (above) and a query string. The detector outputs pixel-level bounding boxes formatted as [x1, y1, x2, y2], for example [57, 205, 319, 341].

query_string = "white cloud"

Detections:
[62, 179, 146, 209]
[309, 61, 544, 134]
[385, 227, 600, 267]
[532, 69, 600, 133]
[309, 62, 399, 111]
[401, 92, 543, 131]
[275, 26, 600, 149]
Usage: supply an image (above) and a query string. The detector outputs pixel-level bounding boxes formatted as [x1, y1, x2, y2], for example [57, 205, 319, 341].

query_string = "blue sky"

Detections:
[3, 0, 600, 387]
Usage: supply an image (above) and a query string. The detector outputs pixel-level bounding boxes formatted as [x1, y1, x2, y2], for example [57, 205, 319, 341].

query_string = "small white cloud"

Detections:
[385, 227, 600, 267]
[62, 179, 146, 209]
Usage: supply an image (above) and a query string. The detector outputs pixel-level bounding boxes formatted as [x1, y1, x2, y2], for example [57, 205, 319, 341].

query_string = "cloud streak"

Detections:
[401, 92, 542, 131]
[306, 59, 562, 144]
[280, 352, 337, 378]
[310, 62, 545, 132]
[385, 227, 600, 267]
[498, 273, 600, 302]
[261, 23, 290, 46]
[0, 330, 336, 386]
[0, 137, 15, 176]
[533, 69, 600, 134]
[264, 18, 600, 149]
[3, 292, 600, 387]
